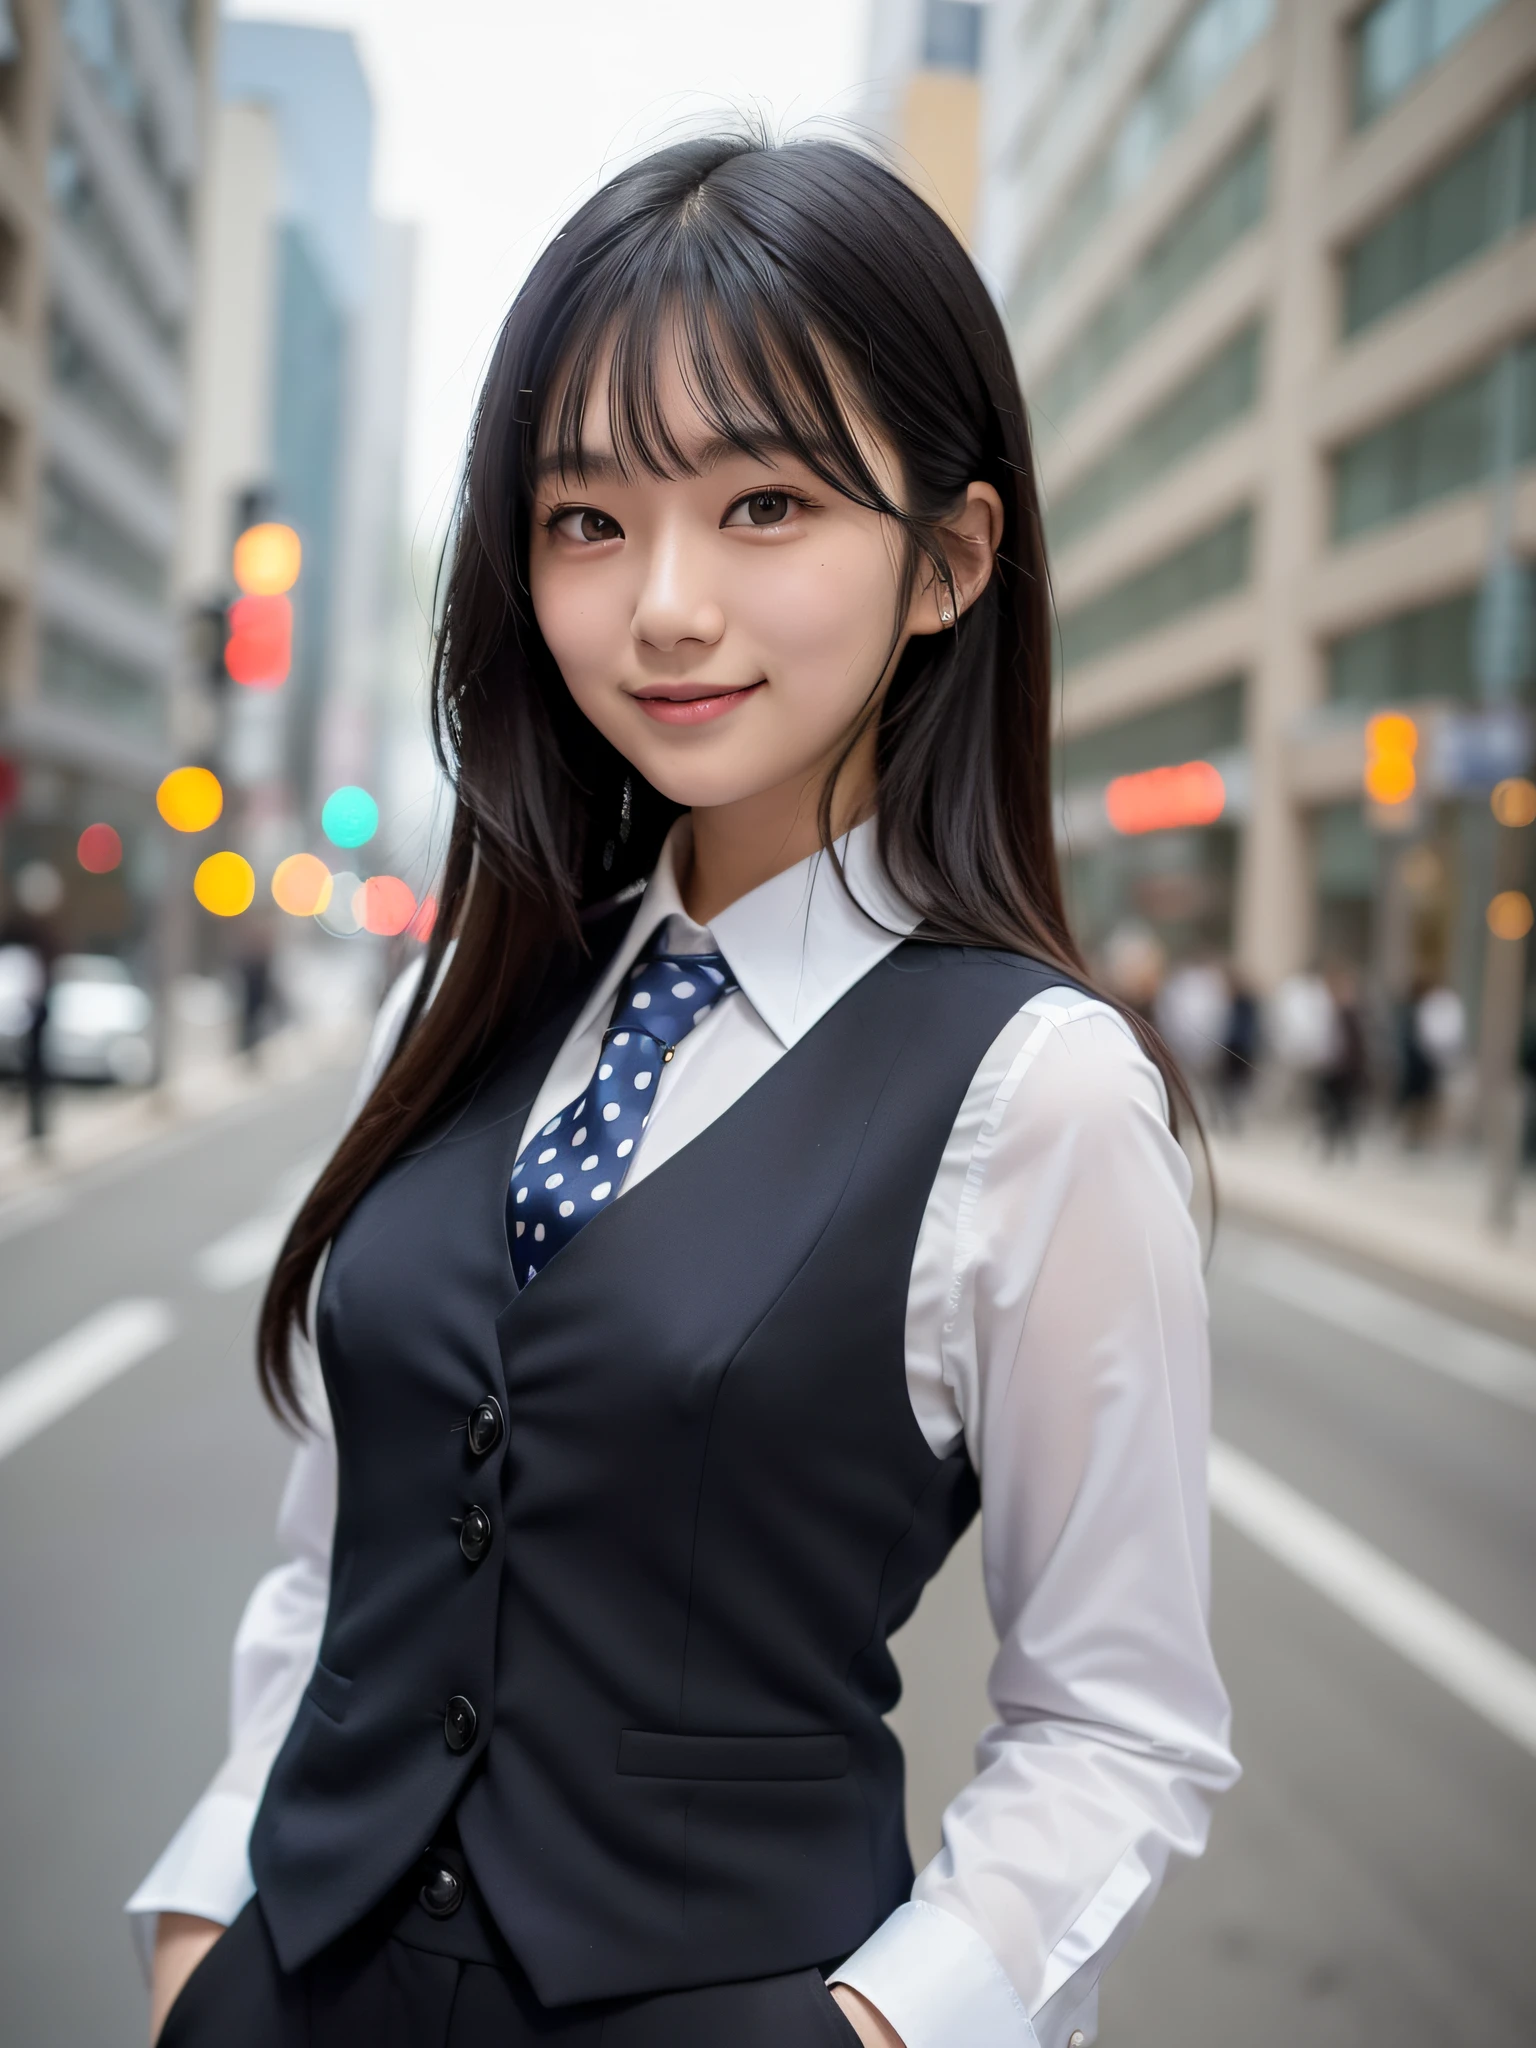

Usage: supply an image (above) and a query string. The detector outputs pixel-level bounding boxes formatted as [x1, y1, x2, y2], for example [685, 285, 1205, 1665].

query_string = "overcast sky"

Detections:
[226, 0, 878, 554]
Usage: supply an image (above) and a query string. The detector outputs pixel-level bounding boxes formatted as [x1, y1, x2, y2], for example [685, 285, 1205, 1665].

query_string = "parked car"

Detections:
[42, 954, 155, 1084]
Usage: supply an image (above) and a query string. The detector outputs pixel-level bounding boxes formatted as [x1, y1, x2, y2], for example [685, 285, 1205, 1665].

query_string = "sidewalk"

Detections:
[0, 1011, 368, 1206]
[1209, 1122, 1536, 1326]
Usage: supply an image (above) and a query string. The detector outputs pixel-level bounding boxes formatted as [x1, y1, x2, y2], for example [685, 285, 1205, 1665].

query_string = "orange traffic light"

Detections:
[1364, 712, 1417, 805]
[233, 522, 301, 596]
[225, 593, 292, 689]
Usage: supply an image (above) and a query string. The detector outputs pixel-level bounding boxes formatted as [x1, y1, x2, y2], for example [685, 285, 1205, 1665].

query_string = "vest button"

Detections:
[459, 1506, 492, 1564]
[418, 1863, 463, 1918]
[443, 1694, 478, 1752]
[466, 1397, 504, 1458]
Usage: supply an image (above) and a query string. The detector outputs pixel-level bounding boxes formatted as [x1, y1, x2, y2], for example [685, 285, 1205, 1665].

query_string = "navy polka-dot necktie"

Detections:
[508, 940, 739, 1285]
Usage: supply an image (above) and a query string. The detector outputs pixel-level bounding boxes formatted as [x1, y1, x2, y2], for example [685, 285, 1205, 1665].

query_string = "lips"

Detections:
[630, 680, 765, 727]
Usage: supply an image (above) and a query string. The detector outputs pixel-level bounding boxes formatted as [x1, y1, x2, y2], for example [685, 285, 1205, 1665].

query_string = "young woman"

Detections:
[132, 133, 1237, 2048]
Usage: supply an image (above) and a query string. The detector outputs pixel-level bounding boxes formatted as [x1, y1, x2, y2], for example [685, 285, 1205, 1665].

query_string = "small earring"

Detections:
[940, 606, 953, 624]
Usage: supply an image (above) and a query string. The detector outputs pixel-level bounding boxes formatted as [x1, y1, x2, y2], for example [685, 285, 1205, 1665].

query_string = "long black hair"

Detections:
[258, 129, 1187, 1424]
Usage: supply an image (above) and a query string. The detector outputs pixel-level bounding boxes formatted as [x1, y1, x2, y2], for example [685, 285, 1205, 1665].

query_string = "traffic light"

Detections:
[225, 520, 300, 689]
[1364, 712, 1417, 805]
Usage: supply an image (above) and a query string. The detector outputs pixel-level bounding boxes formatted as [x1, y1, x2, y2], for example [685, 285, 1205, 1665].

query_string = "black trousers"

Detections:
[160, 1851, 862, 2048]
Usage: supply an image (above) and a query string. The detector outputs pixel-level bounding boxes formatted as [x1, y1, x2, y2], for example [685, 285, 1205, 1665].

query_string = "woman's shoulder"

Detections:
[984, 980, 1172, 1141]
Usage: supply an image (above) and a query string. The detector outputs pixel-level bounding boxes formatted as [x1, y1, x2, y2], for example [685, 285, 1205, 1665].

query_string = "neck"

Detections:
[680, 739, 876, 928]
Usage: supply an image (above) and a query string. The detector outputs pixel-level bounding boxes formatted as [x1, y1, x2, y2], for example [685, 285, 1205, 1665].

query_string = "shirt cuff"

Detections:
[123, 1789, 259, 1980]
[829, 1900, 1041, 2048]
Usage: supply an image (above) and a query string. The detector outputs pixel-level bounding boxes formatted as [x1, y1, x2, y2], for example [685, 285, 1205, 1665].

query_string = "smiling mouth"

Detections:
[629, 679, 765, 726]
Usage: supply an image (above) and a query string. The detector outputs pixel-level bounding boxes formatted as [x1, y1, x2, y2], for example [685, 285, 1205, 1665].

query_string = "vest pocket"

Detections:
[617, 1730, 848, 1781]
[304, 1657, 353, 1725]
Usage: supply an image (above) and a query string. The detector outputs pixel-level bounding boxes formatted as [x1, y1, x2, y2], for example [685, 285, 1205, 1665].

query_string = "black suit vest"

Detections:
[250, 935, 1070, 2001]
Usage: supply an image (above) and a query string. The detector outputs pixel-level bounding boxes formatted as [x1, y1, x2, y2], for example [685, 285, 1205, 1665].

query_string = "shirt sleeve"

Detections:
[830, 991, 1239, 2048]
[124, 964, 427, 1971]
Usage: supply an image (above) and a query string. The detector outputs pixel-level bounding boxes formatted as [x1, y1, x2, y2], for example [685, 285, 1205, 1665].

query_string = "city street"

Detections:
[2, 1065, 1534, 2048]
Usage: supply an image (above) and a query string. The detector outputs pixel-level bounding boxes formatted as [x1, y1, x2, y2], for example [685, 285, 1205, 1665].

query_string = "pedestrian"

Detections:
[1216, 965, 1259, 1128]
[134, 135, 1236, 2048]
[1397, 976, 1464, 1149]
[1314, 964, 1368, 1156]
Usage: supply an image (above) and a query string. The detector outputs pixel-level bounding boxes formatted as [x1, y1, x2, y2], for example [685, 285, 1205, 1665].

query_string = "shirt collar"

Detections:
[573, 815, 920, 1051]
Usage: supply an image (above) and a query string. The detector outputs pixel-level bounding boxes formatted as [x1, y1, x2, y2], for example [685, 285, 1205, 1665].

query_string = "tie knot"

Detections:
[611, 950, 736, 1051]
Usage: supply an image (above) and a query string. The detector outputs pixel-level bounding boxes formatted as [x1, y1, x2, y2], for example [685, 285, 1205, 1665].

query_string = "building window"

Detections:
[1047, 324, 1261, 551]
[49, 313, 174, 480]
[1061, 674, 1245, 785]
[1344, 91, 1535, 335]
[1353, 0, 1505, 128]
[1328, 583, 1534, 706]
[1010, 0, 1272, 324]
[1332, 338, 1536, 540]
[39, 629, 163, 738]
[48, 134, 181, 350]
[923, 0, 985, 72]
[42, 470, 168, 605]
[1033, 127, 1267, 426]
[62, 0, 189, 221]
[1057, 508, 1253, 671]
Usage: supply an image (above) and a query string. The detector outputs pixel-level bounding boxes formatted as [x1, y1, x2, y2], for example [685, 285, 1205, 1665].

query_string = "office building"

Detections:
[977, 0, 1534, 1007]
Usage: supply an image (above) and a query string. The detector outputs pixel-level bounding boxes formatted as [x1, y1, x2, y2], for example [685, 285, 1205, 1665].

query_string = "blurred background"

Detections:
[0, 2, 1533, 2044]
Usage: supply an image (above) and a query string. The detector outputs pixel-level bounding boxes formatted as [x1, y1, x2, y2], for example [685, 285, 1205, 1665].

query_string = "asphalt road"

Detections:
[1, 1067, 1533, 2047]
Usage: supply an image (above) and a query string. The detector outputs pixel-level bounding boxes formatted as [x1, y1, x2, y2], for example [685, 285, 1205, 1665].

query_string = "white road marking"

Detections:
[1210, 1437, 1536, 1759]
[1218, 1230, 1536, 1415]
[0, 1299, 177, 1463]
[194, 1153, 323, 1292]
[195, 1211, 292, 1291]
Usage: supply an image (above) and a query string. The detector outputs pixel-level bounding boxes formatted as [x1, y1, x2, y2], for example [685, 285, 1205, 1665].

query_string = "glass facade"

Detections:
[1047, 324, 1261, 550]
[39, 629, 163, 739]
[1057, 508, 1252, 670]
[1010, 0, 1272, 324]
[1353, 0, 1505, 127]
[1332, 338, 1536, 540]
[41, 471, 167, 606]
[1328, 580, 1535, 707]
[1034, 127, 1267, 425]
[1061, 674, 1245, 784]
[48, 133, 181, 348]
[1344, 91, 1536, 334]
[62, 0, 190, 216]
[48, 314, 174, 479]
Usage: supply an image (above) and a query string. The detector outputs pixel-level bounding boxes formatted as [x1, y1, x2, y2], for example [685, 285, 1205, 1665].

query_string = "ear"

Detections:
[905, 481, 1005, 637]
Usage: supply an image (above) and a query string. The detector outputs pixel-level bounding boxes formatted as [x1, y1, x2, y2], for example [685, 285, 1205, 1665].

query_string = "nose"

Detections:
[630, 526, 724, 655]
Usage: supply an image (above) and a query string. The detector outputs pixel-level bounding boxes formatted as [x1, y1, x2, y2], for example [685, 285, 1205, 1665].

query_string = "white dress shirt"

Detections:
[129, 818, 1237, 2048]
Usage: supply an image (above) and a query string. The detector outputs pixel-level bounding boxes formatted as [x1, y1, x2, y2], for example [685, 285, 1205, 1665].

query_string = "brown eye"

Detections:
[578, 509, 621, 542]
[745, 491, 790, 526]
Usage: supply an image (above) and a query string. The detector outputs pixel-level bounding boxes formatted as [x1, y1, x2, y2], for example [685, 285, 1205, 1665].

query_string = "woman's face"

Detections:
[528, 339, 928, 818]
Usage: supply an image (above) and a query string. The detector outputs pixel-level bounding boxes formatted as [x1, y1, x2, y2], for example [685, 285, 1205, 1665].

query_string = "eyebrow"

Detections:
[532, 433, 801, 488]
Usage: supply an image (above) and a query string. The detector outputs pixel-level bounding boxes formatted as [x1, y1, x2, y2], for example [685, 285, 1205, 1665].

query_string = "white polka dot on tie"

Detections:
[515, 1221, 525, 1237]
[572, 1126, 587, 1146]
[693, 1006, 710, 1025]
[671, 980, 695, 998]
[635, 1071, 652, 1090]
[705, 965, 723, 983]
[534, 1224, 545, 1242]
[574, 1100, 586, 1118]
[603, 1102, 621, 1121]
[559, 1200, 575, 1218]
[512, 1162, 523, 1178]
[545, 1172, 563, 1189]
[613, 1031, 630, 1046]
[599, 1064, 613, 1080]
[616, 1138, 634, 1157]
[581, 1154, 598, 1170]
[538, 1147, 556, 1164]
[632, 991, 651, 1009]
[591, 1182, 612, 1200]
[515, 1186, 528, 1204]
[542, 1116, 561, 1136]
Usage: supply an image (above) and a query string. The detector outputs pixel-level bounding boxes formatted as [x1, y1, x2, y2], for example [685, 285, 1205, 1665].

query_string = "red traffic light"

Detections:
[225, 594, 292, 690]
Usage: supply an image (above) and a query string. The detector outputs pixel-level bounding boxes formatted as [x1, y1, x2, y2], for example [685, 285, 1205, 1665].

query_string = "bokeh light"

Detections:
[77, 824, 123, 874]
[1105, 760, 1225, 836]
[321, 785, 379, 848]
[354, 874, 417, 936]
[316, 870, 363, 936]
[1487, 890, 1534, 942]
[232, 521, 302, 596]
[407, 893, 438, 941]
[271, 852, 334, 917]
[157, 766, 224, 833]
[194, 851, 255, 918]
[225, 593, 292, 689]
[1491, 777, 1536, 829]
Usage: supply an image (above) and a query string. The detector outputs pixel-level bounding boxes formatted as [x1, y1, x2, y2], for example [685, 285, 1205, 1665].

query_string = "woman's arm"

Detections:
[149, 1915, 223, 2043]
[832, 994, 1239, 2048]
